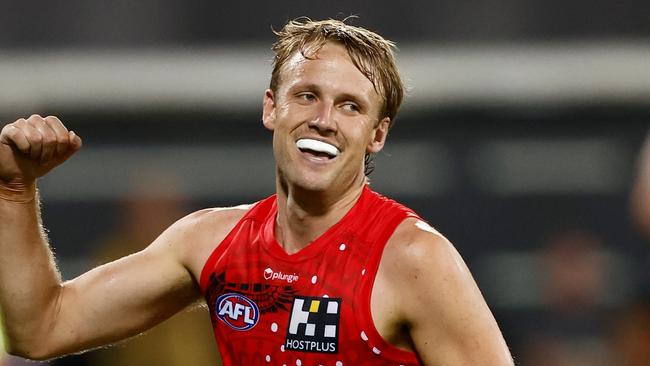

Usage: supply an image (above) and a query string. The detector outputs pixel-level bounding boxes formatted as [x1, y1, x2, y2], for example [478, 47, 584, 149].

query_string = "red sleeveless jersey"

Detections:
[199, 185, 422, 365]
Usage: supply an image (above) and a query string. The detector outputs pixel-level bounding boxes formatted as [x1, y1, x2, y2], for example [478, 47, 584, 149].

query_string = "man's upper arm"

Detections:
[36, 207, 238, 359]
[394, 220, 513, 365]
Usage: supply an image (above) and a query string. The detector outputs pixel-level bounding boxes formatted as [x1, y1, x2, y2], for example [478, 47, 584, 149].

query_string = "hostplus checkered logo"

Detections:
[285, 296, 341, 353]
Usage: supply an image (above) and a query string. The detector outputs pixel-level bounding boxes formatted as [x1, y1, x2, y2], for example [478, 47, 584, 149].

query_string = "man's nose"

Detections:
[307, 102, 337, 133]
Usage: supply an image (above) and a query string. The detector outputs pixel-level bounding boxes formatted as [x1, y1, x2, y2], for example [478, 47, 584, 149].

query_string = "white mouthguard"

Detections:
[296, 139, 340, 157]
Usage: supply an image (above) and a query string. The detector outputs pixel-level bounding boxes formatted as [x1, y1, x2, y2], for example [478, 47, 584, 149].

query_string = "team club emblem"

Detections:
[285, 296, 341, 353]
[215, 293, 260, 331]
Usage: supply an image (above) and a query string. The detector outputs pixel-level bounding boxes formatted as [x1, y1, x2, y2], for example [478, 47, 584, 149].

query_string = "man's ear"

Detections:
[367, 117, 390, 154]
[262, 89, 276, 131]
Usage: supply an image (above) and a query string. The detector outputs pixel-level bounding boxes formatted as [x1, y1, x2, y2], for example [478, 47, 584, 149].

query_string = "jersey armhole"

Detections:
[198, 219, 243, 293]
[353, 211, 422, 364]
[199, 195, 275, 295]
[197, 200, 271, 292]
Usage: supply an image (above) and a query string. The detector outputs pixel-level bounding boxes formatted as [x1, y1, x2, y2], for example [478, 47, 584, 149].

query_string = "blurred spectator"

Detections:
[610, 294, 650, 366]
[519, 230, 617, 366]
[540, 230, 609, 311]
[631, 132, 650, 241]
[73, 169, 220, 366]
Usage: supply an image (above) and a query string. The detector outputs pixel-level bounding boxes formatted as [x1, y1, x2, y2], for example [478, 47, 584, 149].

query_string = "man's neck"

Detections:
[274, 181, 366, 254]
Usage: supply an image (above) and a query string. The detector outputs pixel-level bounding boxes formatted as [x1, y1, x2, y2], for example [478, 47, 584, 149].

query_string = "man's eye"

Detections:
[342, 103, 359, 112]
[298, 93, 315, 101]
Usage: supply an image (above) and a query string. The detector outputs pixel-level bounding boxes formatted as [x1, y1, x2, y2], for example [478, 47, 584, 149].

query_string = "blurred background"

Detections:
[1, 1, 649, 365]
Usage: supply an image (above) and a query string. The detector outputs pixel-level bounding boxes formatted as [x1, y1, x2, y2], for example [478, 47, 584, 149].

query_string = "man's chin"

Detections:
[283, 171, 337, 193]
[292, 178, 331, 193]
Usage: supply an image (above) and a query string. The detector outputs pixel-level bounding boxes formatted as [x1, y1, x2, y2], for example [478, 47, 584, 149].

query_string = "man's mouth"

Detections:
[296, 138, 340, 159]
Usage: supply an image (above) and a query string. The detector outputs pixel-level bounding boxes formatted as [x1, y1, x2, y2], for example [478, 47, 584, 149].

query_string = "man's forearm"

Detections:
[0, 188, 63, 356]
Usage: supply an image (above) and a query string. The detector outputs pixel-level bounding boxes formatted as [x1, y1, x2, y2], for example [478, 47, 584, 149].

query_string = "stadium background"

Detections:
[1, 1, 649, 365]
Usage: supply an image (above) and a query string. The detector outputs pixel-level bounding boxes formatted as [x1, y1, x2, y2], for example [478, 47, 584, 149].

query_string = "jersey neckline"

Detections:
[261, 184, 371, 262]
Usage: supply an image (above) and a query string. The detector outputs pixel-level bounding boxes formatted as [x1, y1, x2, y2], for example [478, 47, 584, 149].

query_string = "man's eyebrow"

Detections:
[289, 83, 371, 108]
[288, 82, 321, 93]
[338, 92, 368, 104]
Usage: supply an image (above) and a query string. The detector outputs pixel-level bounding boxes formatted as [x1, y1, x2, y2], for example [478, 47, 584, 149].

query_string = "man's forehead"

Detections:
[278, 43, 379, 98]
[283, 42, 351, 71]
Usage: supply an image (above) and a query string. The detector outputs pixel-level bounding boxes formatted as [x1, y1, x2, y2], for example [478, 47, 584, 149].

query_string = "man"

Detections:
[0, 19, 513, 365]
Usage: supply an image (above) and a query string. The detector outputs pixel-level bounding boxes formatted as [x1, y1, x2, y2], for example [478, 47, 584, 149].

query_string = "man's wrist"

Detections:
[0, 181, 37, 203]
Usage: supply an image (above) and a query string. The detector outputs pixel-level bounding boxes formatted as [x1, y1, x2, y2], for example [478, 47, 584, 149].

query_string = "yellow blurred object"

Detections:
[1, 316, 7, 365]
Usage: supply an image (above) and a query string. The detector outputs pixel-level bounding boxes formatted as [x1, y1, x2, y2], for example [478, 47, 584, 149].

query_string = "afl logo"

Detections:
[215, 293, 260, 331]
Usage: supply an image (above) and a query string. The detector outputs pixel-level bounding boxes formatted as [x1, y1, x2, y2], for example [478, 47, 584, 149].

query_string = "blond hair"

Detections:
[270, 18, 404, 126]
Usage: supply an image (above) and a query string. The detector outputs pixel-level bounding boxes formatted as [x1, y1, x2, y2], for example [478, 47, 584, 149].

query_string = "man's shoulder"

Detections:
[180, 204, 253, 229]
[183, 194, 277, 231]
[385, 218, 457, 269]
[379, 220, 513, 365]
[156, 204, 254, 271]
[175, 204, 255, 245]
[381, 217, 469, 295]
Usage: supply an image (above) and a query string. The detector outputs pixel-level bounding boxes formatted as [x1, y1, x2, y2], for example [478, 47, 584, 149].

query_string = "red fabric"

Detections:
[199, 185, 422, 365]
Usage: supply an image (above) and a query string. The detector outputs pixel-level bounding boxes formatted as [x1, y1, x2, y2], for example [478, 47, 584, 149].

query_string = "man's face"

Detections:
[262, 42, 390, 195]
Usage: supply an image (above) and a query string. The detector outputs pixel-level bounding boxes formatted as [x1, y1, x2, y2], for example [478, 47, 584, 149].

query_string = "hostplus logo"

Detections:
[263, 267, 299, 284]
[285, 296, 341, 353]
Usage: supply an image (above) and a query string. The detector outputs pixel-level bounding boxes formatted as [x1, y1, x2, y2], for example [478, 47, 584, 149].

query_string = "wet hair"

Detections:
[270, 18, 405, 175]
[271, 17, 404, 123]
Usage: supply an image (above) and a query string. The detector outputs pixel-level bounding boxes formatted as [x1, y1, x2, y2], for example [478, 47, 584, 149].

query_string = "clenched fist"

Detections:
[0, 115, 82, 189]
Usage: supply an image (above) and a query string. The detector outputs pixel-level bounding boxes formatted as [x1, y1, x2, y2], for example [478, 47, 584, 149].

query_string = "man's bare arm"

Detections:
[0, 115, 81, 358]
[0, 116, 216, 360]
[31, 211, 210, 359]
[382, 219, 514, 365]
[1, 199, 207, 359]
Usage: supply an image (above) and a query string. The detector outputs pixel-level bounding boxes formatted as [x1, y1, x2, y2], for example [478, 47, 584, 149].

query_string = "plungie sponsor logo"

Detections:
[216, 293, 260, 331]
[264, 267, 299, 284]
